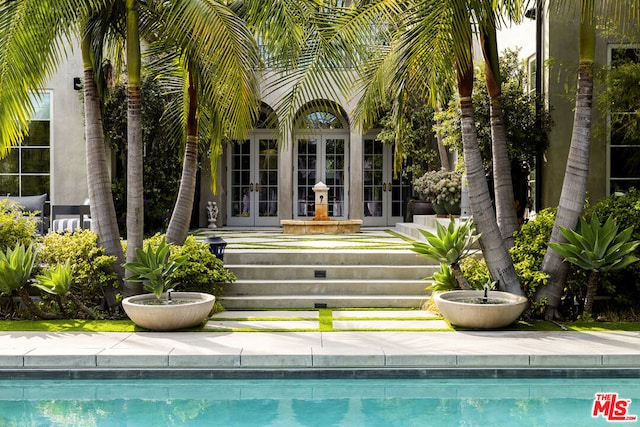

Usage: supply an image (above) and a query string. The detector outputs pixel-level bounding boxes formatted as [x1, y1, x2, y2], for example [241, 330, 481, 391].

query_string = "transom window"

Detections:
[0, 93, 51, 196]
[299, 111, 344, 129]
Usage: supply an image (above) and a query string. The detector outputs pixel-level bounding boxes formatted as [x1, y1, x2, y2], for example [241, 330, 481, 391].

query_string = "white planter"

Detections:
[122, 292, 215, 331]
[434, 290, 528, 329]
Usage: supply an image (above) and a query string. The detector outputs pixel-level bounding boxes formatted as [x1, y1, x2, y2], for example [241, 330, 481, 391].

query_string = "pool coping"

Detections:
[0, 329, 639, 379]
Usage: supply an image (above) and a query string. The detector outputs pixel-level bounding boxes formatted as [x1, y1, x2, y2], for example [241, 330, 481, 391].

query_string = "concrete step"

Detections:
[225, 279, 431, 296]
[226, 264, 437, 280]
[220, 235, 437, 309]
[224, 249, 429, 266]
[219, 295, 430, 309]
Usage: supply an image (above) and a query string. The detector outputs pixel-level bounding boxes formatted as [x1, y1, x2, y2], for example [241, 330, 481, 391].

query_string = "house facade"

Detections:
[500, 5, 639, 211]
[3, 6, 638, 229]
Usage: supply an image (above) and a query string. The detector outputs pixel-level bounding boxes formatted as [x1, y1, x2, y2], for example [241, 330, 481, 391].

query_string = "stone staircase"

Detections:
[220, 248, 437, 309]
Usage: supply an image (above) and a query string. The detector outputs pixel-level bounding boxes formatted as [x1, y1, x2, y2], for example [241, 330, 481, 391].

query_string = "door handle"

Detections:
[249, 183, 254, 192]
[255, 183, 260, 191]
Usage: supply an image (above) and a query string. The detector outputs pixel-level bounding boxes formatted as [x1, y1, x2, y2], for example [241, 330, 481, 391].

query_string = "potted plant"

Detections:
[412, 217, 528, 329]
[122, 237, 216, 331]
[413, 169, 462, 215]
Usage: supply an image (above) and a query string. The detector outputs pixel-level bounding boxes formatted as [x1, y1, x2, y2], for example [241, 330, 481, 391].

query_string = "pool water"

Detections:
[1, 377, 638, 426]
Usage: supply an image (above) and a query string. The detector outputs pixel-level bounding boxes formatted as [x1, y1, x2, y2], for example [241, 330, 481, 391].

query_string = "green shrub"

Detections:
[460, 256, 492, 290]
[141, 234, 235, 297]
[586, 188, 640, 309]
[40, 230, 119, 309]
[0, 199, 39, 251]
[510, 208, 554, 299]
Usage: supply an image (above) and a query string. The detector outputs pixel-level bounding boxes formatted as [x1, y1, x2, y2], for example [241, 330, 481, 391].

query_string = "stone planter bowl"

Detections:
[122, 292, 215, 331]
[434, 290, 528, 329]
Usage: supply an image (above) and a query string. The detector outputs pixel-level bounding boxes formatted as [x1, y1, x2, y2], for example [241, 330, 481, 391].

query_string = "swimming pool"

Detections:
[1, 377, 638, 426]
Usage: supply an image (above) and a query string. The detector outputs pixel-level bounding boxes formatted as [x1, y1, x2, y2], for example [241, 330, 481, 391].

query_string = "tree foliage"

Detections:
[103, 77, 183, 236]
[434, 49, 551, 173]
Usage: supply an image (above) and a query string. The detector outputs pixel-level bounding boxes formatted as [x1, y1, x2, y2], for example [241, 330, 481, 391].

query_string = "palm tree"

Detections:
[535, 0, 638, 319]
[81, 31, 126, 307]
[152, 0, 261, 245]
[0, 1, 127, 308]
[324, 0, 524, 294]
[479, 19, 520, 247]
[124, 0, 144, 294]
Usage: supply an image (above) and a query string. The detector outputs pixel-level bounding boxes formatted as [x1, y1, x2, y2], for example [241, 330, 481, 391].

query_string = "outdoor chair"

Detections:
[50, 204, 91, 233]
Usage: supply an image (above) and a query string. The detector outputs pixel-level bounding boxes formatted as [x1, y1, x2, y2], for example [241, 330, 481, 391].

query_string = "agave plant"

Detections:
[33, 261, 97, 319]
[549, 214, 640, 315]
[412, 217, 481, 290]
[427, 263, 459, 293]
[0, 243, 35, 295]
[123, 237, 188, 299]
[0, 243, 62, 319]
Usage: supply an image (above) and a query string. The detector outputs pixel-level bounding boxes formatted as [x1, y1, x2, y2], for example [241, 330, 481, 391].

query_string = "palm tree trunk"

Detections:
[537, 3, 596, 319]
[125, 0, 144, 296]
[583, 270, 599, 316]
[456, 38, 523, 296]
[166, 69, 199, 245]
[81, 34, 124, 310]
[480, 26, 519, 247]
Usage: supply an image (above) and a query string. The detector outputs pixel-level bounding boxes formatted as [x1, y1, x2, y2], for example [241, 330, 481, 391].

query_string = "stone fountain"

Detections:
[281, 182, 362, 234]
[433, 287, 528, 329]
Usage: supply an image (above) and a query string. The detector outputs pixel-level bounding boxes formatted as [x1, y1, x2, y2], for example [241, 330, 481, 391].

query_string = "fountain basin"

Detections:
[122, 292, 215, 331]
[434, 290, 528, 329]
[280, 219, 362, 234]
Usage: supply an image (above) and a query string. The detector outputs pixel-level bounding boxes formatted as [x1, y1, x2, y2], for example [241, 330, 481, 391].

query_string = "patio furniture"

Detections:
[50, 204, 91, 233]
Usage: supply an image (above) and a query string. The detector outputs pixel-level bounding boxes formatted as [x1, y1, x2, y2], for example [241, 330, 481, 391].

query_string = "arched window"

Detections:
[299, 111, 344, 129]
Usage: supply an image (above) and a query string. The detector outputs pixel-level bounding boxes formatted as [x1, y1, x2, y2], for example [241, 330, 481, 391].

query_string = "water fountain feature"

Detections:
[281, 182, 362, 234]
[434, 289, 528, 329]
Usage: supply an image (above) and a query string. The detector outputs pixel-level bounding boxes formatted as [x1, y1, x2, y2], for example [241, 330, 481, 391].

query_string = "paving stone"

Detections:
[204, 320, 318, 330]
[332, 320, 449, 329]
[332, 310, 438, 318]
[210, 310, 319, 319]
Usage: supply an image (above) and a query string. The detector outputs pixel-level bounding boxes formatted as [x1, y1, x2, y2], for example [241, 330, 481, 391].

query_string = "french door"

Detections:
[363, 138, 412, 226]
[295, 134, 348, 218]
[227, 136, 279, 226]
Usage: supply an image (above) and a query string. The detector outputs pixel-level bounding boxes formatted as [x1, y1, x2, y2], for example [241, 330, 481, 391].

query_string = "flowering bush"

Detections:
[413, 170, 462, 204]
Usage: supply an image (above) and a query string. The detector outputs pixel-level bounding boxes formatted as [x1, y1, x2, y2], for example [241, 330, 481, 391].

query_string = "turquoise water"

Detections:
[1, 377, 638, 426]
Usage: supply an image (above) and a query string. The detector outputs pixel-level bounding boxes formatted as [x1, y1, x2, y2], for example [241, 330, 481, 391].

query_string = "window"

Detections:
[527, 53, 536, 95]
[299, 111, 345, 129]
[0, 93, 51, 196]
[608, 47, 640, 193]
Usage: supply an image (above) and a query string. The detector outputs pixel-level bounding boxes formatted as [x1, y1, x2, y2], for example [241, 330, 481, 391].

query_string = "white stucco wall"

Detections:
[46, 48, 88, 205]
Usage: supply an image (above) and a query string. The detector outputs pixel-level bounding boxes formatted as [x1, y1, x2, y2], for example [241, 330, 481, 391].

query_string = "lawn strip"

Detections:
[319, 308, 333, 331]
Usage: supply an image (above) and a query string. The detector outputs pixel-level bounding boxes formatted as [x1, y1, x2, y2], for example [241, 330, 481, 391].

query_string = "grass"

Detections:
[1, 310, 639, 333]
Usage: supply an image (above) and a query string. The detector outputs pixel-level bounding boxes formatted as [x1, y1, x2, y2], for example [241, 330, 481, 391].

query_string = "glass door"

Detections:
[295, 134, 347, 218]
[363, 138, 412, 226]
[228, 136, 279, 226]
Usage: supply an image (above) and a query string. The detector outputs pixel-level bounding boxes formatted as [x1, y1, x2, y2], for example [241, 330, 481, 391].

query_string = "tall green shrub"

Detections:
[0, 199, 38, 251]
[40, 230, 119, 309]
